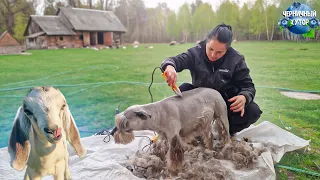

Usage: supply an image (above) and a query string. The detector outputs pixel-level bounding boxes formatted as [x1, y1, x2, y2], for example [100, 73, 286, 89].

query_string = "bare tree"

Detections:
[0, 0, 33, 35]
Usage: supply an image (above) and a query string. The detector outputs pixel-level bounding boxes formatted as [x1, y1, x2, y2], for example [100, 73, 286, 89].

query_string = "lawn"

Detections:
[0, 41, 319, 179]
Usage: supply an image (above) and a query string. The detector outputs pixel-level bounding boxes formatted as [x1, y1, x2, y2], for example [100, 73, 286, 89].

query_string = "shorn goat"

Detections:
[8, 86, 87, 180]
[114, 87, 231, 175]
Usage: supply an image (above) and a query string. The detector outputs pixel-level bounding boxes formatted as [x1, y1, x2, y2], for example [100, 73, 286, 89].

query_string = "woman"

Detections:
[161, 23, 262, 136]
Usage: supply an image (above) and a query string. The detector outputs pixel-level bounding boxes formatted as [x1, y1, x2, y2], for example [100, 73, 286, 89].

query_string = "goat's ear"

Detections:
[63, 105, 87, 158]
[134, 110, 151, 120]
[8, 106, 31, 171]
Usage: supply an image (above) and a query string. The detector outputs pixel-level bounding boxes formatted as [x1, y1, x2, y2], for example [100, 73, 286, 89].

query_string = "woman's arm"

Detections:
[233, 58, 256, 106]
[161, 51, 194, 72]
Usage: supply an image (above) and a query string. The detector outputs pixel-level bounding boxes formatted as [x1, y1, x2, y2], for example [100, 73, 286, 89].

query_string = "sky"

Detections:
[143, 0, 251, 11]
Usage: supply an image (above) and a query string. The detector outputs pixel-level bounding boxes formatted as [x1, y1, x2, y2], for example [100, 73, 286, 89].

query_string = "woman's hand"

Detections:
[228, 95, 246, 117]
[164, 65, 177, 88]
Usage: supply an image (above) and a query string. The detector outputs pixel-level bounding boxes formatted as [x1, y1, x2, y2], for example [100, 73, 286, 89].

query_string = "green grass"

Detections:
[0, 41, 319, 179]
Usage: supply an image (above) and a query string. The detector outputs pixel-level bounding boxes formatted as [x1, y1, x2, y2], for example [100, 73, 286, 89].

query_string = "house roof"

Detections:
[0, 31, 7, 40]
[26, 31, 46, 38]
[0, 31, 21, 46]
[30, 15, 75, 35]
[57, 7, 127, 32]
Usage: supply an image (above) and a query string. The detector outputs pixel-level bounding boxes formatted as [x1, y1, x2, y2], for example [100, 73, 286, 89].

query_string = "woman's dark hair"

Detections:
[206, 23, 233, 48]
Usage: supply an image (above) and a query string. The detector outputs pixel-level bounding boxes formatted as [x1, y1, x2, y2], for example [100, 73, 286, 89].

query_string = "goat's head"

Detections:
[114, 105, 151, 144]
[8, 86, 87, 171]
[115, 105, 152, 133]
[23, 86, 66, 143]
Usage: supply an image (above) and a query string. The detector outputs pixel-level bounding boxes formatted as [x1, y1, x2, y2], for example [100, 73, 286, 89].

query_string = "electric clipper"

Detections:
[160, 67, 182, 97]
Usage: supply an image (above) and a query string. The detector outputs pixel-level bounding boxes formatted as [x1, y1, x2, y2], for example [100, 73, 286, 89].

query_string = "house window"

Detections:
[60, 36, 63, 41]
[79, 34, 83, 40]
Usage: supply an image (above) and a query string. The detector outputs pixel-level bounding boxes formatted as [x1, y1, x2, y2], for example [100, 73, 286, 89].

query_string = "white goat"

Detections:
[114, 87, 231, 175]
[8, 86, 87, 180]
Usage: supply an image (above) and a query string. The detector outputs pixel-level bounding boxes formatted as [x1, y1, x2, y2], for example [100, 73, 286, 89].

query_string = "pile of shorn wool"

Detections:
[123, 136, 268, 180]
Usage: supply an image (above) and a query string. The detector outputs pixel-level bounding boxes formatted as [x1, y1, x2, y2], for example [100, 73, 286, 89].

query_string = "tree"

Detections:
[144, 8, 156, 42]
[230, 2, 240, 39]
[30, 0, 40, 15]
[249, 0, 265, 40]
[14, 12, 28, 42]
[166, 11, 179, 40]
[142, 4, 170, 43]
[0, 0, 35, 35]
[154, 3, 170, 43]
[177, 3, 192, 42]
[190, 0, 203, 15]
[191, 3, 215, 41]
[114, 0, 130, 41]
[127, 0, 146, 42]
[44, 0, 56, 15]
[216, 0, 239, 28]
[265, 3, 279, 41]
[44, 0, 66, 15]
[239, 3, 251, 40]
[114, 0, 147, 42]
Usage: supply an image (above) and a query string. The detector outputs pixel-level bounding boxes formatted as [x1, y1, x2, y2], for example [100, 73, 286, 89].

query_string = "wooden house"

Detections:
[24, 7, 127, 49]
[0, 31, 23, 54]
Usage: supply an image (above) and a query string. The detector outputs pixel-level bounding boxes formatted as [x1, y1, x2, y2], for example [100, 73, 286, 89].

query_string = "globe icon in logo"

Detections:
[287, 2, 312, 34]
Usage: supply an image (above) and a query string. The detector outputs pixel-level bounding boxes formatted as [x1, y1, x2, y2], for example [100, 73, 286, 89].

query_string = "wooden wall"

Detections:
[83, 32, 90, 46]
[26, 31, 123, 49]
[104, 32, 112, 46]
[46, 36, 57, 48]
[0, 46, 22, 54]
[45, 36, 73, 48]
[73, 32, 84, 48]
[25, 21, 42, 37]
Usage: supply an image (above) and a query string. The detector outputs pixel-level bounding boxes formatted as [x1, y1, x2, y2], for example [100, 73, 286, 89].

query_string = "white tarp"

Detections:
[0, 121, 310, 180]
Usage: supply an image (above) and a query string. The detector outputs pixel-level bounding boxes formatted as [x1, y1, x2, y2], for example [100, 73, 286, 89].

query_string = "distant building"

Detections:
[0, 31, 23, 54]
[24, 7, 127, 49]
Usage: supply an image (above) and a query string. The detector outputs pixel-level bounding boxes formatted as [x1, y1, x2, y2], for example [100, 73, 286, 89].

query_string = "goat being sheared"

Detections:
[8, 86, 87, 180]
[113, 87, 231, 175]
